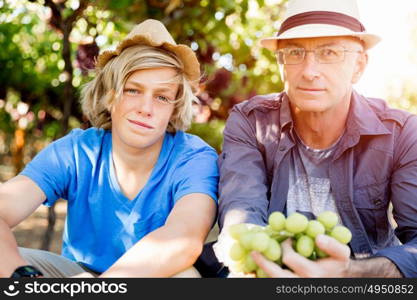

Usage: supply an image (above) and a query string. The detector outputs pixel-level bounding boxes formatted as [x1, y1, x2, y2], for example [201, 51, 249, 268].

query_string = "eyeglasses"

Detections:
[275, 45, 362, 65]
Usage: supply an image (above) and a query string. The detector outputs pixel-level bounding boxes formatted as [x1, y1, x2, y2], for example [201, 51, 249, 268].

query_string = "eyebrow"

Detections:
[125, 81, 177, 93]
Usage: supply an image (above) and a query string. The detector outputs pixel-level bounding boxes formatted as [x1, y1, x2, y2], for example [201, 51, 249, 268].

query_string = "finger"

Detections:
[281, 238, 319, 277]
[251, 251, 298, 278]
[315, 234, 351, 260]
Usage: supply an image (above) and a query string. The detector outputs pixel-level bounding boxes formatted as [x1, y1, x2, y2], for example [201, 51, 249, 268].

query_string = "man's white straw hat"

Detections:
[260, 0, 381, 51]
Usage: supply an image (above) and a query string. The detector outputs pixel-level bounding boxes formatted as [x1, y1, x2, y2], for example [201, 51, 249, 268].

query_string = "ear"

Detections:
[352, 51, 368, 84]
[104, 89, 117, 113]
[278, 61, 286, 81]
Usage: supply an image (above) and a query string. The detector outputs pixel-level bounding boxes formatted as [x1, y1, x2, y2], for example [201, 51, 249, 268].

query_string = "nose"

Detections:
[301, 51, 320, 81]
[137, 92, 153, 117]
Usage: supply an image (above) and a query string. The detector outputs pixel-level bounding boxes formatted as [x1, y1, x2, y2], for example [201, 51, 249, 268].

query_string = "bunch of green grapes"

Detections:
[227, 211, 352, 277]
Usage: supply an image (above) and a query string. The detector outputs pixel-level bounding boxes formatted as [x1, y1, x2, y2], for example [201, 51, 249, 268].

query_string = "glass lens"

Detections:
[316, 46, 345, 63]
[277, 45, 349, 65]
[283, 48, 305, 64]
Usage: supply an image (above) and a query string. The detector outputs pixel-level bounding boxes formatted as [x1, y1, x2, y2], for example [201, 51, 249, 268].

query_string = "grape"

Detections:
[251, 232, 271, 252]
[274, 256, 283, 266]
[230, 242, 246, 261]
[276, 232, 292, 243]
[263, 239, 282, 261]
[239, 232, 255, 250]
[317, 211, 339, 230]
[294, 233, 303, 240]
[264, 225, 275, 236]
[226, 211, 352, 275]
[285, 212, 308, 234]
[256, 267, 269, 278]
[330, 225, 352, 244]
[266, 224, 292, 242]
[296, 235, 314, 257]
[229, 223, 249, 240]
[315, 246, 328, 258]
[243, 254, 257, 273]
[248, 225, 264, 234]
[268, 211, 286, 231]
[306, 220, 325, 238]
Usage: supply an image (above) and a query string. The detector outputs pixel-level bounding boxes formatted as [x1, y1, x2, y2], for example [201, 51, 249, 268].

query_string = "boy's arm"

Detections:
[100, 193, 216, 277]
[0, 175, 46, 277]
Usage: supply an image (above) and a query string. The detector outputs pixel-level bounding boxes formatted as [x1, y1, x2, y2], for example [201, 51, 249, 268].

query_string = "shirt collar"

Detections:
[279, 93, 293, 131]
[346, 90, 391, 136]
[279, 90, 391, 136]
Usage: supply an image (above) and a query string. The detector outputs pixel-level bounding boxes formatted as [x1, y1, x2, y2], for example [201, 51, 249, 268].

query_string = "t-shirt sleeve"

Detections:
[20, 132, 76, 207]
[172, 147, 219, 204]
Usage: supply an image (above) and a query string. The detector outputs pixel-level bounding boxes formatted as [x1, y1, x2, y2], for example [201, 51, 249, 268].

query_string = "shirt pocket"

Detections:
[353, 178, 391, 247]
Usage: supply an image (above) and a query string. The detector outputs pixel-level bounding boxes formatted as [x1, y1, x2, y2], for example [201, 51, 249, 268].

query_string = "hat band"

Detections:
[278, 11, 366, 36]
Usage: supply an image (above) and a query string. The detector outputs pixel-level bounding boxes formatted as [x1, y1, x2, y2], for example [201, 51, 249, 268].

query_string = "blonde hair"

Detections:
[81, 45, 197, 132]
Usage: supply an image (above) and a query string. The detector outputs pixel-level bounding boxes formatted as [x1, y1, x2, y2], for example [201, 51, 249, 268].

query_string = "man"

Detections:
[214, 0, 417, 277]
[0, 19, 218, 278]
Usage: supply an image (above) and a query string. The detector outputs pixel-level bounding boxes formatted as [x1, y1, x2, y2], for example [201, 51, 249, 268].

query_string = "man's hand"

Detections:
[212, 229, 236, 268]
[214, 223, 268, 277]
[251, 234, 351, 277]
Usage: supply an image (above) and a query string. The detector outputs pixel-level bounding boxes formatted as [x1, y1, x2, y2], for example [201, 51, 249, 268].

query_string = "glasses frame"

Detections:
[275, 45, 363, 65]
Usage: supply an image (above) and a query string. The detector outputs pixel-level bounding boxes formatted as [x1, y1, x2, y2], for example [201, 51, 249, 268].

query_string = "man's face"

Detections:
[110, 67, 177, 151]
[277, 36, 367, 113]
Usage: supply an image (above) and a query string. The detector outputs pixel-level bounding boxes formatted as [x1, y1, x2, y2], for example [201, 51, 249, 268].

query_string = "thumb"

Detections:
[315, 234, 351, 260]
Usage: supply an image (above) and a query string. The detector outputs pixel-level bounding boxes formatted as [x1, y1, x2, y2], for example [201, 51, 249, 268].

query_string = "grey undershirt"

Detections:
[286, 130, 343, 222]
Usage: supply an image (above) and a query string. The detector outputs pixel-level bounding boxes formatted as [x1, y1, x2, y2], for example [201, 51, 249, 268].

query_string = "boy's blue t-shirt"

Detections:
[20, 128, 219, 273]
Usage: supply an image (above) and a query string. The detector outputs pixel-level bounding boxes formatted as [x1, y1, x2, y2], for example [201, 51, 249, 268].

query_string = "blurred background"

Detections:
[1, 0, 417, 254]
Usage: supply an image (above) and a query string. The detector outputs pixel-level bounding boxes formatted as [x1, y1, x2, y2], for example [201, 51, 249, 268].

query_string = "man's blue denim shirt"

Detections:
[218, 90, 417, 277]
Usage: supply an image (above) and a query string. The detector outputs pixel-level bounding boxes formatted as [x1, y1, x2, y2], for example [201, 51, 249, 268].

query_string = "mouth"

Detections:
[297, 87, 326, 93]
[128, 119, 154, 129]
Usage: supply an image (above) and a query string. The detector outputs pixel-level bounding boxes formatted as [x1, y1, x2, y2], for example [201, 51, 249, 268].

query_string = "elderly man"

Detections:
[214, 0, 417, 277]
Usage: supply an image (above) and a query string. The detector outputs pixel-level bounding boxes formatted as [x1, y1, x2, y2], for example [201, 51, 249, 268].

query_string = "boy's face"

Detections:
[110, 67, 178, 151]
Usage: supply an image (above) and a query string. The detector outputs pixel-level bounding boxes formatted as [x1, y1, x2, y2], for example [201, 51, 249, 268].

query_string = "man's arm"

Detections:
[372, 115, 417, 277]
[100, 193, 216, 277]
[348, 257, 402, 277]
[0, 175, 47, 277]
[214, 103, 272, 268]
[218, 104, 270, 229]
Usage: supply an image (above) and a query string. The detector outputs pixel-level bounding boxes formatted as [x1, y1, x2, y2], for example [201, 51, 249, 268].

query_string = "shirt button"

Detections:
[374, 199, 382, 205]
[279, 146, 286, 151]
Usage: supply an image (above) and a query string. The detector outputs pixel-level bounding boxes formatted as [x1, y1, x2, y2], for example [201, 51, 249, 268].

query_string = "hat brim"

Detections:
[260, 24, 381, 51]
[96, 35, 200, 91]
